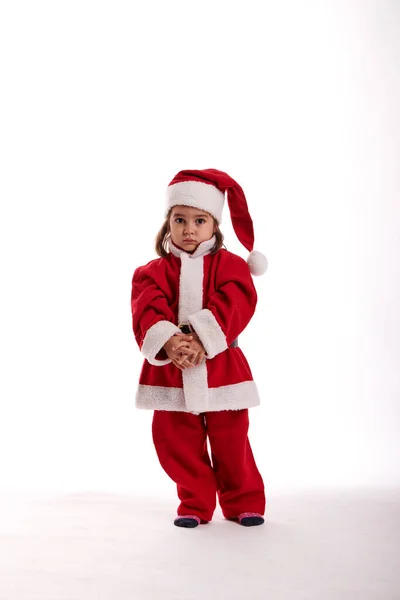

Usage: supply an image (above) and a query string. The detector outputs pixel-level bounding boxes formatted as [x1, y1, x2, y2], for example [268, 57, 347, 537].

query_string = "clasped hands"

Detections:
[163, 331, 206, 371]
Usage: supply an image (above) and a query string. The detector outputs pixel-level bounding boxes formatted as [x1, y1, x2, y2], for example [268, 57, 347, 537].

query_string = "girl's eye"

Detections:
[174, 217, 206, 224]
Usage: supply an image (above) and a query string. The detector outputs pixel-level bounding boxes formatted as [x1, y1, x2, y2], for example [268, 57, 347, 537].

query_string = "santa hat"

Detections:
[166, 168, 268, 276]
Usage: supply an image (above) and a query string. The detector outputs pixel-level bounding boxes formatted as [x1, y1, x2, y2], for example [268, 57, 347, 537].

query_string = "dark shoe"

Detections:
[237, 512, 265, 527]
[174, 515, 201, 528]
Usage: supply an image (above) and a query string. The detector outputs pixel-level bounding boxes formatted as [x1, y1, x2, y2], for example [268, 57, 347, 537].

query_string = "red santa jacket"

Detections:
[131, 235, 261, 413]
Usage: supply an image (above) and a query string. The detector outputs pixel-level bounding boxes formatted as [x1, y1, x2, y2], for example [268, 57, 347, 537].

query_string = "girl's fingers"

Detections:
[175, 353, 190, 365]
[172, 341, 192, 351]
[171, 349, 198, 369]
[179, 355, 196, 368]
[174, 361, 191, 370]
[178, 349, 197, 359]
[185, 353, 199, 367]
[174, 333, 193, 342]
[179, 358, 195, 367]
[172, 359, 184, 370]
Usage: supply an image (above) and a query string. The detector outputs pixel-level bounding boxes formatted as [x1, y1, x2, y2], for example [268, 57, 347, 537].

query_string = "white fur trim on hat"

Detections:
[166, 180, 225, 223]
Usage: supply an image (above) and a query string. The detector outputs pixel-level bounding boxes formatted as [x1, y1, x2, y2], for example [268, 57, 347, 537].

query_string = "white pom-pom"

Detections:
[247, 250, 268, 276]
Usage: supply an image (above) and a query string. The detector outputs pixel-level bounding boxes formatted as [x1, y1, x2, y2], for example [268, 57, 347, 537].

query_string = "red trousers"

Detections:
[152, 409, 265, 522]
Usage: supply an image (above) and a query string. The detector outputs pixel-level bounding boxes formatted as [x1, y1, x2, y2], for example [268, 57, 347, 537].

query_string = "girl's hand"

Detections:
[181, 332, 206, 366]
[163, 334, 197, 370]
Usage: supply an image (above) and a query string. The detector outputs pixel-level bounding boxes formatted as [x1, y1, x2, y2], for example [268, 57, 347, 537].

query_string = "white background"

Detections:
[0, 0, 399, 495]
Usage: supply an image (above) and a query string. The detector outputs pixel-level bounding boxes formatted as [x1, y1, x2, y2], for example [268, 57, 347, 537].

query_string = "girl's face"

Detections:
[169, 205, 216, 252]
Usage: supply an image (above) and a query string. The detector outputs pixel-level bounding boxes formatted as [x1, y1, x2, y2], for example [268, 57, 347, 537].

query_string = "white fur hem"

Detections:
[141, 320, 181, 366]
[187, 308, 228, 359]
[135, 380, 260, 412]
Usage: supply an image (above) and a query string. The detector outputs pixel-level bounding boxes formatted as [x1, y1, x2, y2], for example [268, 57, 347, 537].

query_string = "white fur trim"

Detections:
[136, 380, 260, 413]
[168, 235, 216, 258]
[187, 308, 227, 359]
[178, 252, 203, 323]
[182, 361, 210, 412]
[178, 251, 210, 411]
[141, 320, 181, 366]
[166, 181, 225, 223]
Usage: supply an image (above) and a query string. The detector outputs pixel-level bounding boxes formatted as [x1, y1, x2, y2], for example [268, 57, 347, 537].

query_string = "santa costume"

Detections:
[131, 169, 268, 526]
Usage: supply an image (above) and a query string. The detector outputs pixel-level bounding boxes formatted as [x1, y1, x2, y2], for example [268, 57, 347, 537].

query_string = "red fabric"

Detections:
[168, 169, 255, 252]
[204, 248, 257, 347]
[131, 249, 257, 389]
[152, 409, 265, 521]
[131, 258, 180, 350]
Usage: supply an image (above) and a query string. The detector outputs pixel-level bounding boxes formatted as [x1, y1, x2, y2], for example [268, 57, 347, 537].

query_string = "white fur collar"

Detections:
[167, 235, 216, 259]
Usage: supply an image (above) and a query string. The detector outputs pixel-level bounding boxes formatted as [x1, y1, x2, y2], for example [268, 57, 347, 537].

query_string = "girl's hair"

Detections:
[155, 207, 225, 258]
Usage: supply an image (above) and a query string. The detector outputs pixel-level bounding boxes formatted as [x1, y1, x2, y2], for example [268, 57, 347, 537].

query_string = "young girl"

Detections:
[131, 169, 268, 528]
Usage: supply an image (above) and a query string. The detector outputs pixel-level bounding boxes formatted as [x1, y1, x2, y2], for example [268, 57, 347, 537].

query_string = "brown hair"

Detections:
[155, 207, 225, 258]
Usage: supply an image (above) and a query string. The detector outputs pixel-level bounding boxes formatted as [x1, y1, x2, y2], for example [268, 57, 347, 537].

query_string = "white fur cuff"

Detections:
[141, 320, 181, 366]
[187, 308, 227, 359]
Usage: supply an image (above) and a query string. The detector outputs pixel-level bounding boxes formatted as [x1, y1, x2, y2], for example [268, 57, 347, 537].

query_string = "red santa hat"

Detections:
[166, 168, 268, 276]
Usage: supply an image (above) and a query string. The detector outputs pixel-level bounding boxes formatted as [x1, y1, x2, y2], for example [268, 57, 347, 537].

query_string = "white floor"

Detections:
[0, 487, 399, 600]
